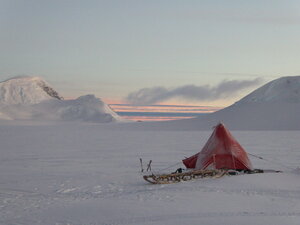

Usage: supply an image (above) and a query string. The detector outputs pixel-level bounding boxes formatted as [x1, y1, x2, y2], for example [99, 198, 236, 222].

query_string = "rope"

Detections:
[248, 153, 294, 170]
[248, 153, 264, 160]
[139, 157, 183, 174]
[153, 161, 183, 174]
[141, 151, 295, 175]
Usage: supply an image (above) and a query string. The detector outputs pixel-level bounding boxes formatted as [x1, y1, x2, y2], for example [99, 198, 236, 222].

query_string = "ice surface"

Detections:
[0, 122, 300, 225]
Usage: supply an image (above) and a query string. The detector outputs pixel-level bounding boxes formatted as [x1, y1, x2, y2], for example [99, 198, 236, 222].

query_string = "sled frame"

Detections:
[143, 169, 227, 184]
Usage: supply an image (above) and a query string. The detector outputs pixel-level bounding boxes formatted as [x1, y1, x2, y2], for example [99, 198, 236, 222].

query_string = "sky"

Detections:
[1, 0, 300, 107]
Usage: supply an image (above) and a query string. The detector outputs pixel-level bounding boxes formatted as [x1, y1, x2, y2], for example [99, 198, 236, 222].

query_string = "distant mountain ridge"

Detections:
[237, 76, 300, 104]
[0, 76, 123, 123]
[187, 76, 300, 130]
[130, 76, 300, 130]
[0, 76, 63, 105]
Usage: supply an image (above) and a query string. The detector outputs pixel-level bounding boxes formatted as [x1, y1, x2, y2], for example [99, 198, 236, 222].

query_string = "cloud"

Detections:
[126, 78, 263, 105]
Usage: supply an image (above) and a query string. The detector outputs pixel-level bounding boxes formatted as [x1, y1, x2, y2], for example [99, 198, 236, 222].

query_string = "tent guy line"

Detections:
[142, 127, 295, 177]
[248, 153, 295, 170]
[142, 123, 286, 184]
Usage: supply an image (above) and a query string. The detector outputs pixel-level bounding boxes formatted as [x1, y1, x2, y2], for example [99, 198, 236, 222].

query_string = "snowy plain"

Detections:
[1, 121, 300, 225]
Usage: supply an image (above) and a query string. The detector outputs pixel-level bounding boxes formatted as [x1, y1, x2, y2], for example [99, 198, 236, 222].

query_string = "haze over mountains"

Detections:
[0, 76, 299, 129]
[208, 76, 300, 130]
[132, 76, 300, 130]
[0, 76, 123, 122]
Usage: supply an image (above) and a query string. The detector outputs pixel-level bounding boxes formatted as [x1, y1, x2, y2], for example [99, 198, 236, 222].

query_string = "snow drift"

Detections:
[0, 76, 123, 122]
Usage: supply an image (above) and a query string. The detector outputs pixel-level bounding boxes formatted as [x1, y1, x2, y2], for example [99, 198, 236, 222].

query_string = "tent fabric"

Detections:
[182, 123, 253, 170]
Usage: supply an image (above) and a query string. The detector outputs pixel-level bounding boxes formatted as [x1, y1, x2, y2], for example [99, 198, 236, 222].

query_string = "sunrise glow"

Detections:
[109, 104, 223, 121]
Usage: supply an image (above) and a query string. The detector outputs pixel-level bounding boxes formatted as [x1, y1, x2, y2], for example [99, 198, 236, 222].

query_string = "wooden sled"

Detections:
[143, 169, 228, 184]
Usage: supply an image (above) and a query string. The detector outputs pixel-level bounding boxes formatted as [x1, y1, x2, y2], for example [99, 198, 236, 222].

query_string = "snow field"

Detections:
[0, 123, 300, 225]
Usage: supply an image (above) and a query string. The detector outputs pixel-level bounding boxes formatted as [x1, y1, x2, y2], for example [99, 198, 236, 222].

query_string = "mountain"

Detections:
[237, 76, 300, 104]
[194, 76, 300, 130]
[0, 76, 63, 105]
[31, 95, 124, 122]
[0, 76, 123, 123]
[129, 76, 300, 130]
[208, 76, 300, 130]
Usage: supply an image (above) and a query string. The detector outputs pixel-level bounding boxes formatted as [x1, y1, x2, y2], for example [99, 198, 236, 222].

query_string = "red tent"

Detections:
[182, 123, 253, 170]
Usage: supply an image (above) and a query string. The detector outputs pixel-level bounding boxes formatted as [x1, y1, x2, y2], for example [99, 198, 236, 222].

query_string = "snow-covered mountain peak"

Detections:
[237, 76, 300, 104]
[0, 77, 124, 123]
[0, 76, 63, 105]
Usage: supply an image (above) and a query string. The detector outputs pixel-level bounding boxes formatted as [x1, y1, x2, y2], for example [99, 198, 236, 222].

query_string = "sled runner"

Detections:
[142, 123, 282, 184]
[143, 169, 227, 184]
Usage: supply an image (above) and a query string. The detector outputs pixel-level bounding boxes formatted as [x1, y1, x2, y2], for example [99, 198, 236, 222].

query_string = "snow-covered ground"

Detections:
[1, 122, 300, 225]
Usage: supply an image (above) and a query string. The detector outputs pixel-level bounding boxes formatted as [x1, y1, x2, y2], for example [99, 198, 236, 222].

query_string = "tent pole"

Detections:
[140, 158, 144, 173]
[213, 154, 216, 169]
[232, 154, 236, 170]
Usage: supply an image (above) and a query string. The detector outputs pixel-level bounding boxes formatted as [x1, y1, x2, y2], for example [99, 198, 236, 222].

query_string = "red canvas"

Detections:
[183, 123, 253, 170]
